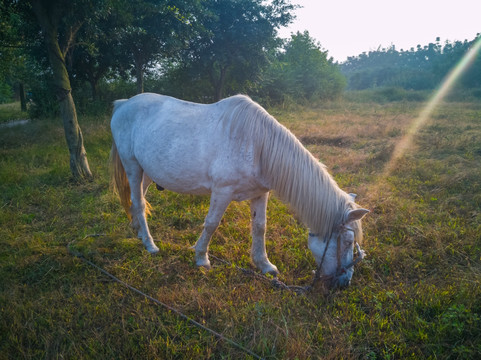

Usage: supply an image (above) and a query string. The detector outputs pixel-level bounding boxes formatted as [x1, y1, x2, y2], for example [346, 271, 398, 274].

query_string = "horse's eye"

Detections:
[344, 238, 354, 247]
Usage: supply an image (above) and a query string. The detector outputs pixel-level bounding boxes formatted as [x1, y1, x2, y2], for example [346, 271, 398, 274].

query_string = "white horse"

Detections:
[110, 93, 369, 288]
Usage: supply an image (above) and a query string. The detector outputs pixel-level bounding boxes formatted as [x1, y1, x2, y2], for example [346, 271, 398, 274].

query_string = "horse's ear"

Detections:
[345, 208, 369, 223]
[349, 193, 357, 201]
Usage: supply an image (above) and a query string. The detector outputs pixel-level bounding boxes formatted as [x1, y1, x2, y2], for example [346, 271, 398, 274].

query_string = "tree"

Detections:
[260, 31, 345, 102]
[113, 0, 198, 94]
[180, 0, 296, 101]
[0, 1, 28, 108]
[68, 4, 127, 101]
[29, 0, 93, 180]
[284, 31, 345, 99]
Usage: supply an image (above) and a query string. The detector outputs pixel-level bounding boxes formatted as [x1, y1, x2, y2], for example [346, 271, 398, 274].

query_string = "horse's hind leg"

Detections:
[126, 162, 159, 253]
[142, 173, 153, 197]
[250, 193, 279, 275]
[132, 173, 153, 239]
[192, 192, 231, 269]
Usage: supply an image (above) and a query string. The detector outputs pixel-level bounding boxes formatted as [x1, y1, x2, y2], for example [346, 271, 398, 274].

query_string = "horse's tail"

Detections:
[110, 100, 133, 220]
[110, 99, 152, 221]
[109, 141, 133, 221]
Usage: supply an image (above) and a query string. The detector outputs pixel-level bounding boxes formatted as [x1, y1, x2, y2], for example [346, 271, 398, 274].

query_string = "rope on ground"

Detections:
[208, 254, 313, 295]
[67, 235, 264, 360]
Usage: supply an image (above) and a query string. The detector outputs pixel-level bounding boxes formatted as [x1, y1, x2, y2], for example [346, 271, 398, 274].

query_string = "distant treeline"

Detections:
[341, 36, 481, 93]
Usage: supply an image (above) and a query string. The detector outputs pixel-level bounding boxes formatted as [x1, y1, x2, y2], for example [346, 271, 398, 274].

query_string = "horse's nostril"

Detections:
[334, 276, 351, 289]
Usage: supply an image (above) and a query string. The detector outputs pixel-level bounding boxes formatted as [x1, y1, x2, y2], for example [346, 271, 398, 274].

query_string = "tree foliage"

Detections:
[259, 31, 345, 103]
[110, 0, 198, 94]
[341, 35, 481, 91]
[1, 0, 348, 115]
[165, 0, 296, 101]
[0, 0, 30, 105]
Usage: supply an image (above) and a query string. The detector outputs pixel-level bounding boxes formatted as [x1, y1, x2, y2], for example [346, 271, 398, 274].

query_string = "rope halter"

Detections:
[310, 223, 366, 288]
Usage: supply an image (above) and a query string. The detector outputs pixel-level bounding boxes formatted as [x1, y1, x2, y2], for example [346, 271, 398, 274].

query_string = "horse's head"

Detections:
[308, 202, 369, 289]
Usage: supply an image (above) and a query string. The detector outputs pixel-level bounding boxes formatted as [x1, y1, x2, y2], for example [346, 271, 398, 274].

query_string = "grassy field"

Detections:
[1, 98, 480, 359]
[0, 102, 30, 124]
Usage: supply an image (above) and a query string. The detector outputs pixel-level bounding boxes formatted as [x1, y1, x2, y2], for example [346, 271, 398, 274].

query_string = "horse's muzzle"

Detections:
[330, 267, 354, 289]
[333, 276, 351, 289]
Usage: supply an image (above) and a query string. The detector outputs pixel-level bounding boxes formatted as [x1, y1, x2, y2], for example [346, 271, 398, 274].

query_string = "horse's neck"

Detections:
[263, 134, 346, 238]
[222, 96, 347, 237]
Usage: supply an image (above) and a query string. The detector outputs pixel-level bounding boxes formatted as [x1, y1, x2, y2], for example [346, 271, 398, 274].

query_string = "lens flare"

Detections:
[383, 36, 481, 177]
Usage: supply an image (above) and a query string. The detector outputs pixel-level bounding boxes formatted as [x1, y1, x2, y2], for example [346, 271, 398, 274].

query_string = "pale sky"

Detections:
[279, 0, 481, 62]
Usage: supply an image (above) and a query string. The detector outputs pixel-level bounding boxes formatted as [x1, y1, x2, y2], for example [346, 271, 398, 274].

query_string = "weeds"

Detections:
[1, 100, 480, 359]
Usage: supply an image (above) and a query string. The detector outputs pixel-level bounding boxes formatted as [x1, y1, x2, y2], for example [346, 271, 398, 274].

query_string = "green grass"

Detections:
[1, 100, 480, 359]
[0, 101, 28, 124]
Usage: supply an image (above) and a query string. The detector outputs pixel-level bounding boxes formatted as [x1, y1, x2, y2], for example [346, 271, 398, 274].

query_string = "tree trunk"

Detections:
[89, 79, 98, 101]
[135, 61, 144, 94]
[213, 66, 227, 102]
[59, 91, 92, 179]
[19, 82, 27, 112]
[31, 0, 93, 181]
[133, 52, 144, 94]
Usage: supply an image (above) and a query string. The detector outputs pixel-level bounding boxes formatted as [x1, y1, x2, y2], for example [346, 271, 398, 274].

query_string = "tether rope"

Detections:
[208, 253, 313, 294]
[67, 235, 264, 360]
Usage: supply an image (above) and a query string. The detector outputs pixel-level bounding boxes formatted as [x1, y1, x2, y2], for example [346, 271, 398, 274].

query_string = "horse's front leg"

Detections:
[192, 192, 231, 269]
[250, 192, 279, 276]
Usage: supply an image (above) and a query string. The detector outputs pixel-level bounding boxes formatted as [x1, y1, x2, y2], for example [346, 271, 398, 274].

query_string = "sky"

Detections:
[278, 0, 481, 62]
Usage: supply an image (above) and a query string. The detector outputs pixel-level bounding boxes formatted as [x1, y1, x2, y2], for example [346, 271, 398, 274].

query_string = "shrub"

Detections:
[0, 81, 13, 104]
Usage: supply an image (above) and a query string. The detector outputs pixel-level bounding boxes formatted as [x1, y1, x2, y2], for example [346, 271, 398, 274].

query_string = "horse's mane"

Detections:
[221, 95, 355, 240]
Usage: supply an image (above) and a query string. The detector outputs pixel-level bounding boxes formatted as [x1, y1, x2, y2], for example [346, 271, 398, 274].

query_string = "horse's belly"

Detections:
[148, 165, 268, 200]
[230, 187, 269, 202]
[152, 175, 212, 196]
[143, 155, 268, 200]
[139, 151, 212, 195]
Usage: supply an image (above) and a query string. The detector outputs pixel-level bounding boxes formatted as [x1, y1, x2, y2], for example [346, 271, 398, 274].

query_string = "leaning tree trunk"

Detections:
[58, 90, 92, 180]
[46, 34, 93, 180]
[32, 1, 93, 181]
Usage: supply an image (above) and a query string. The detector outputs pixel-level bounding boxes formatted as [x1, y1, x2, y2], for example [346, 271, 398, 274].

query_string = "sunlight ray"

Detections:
[382, 36, 481, 177]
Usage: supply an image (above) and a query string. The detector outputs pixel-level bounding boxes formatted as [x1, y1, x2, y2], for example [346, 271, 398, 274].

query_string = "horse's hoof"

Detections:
[262, 264, 280, 277]
[266, 269, 280, 277]
[200, 264, 211, 271]
[147, 244, 160, 254]
[196, 259, 211, 270]
[264, 270, 280, 277]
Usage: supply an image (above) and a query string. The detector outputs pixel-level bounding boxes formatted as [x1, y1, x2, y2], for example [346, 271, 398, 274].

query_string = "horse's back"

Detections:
[110, 94, 265, 197]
